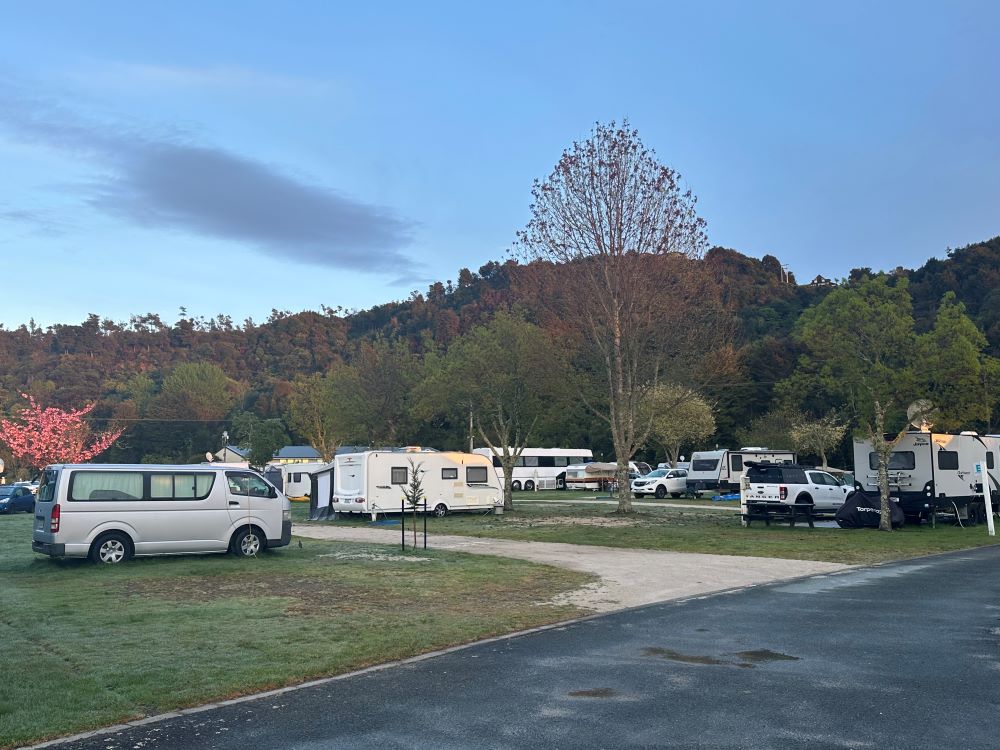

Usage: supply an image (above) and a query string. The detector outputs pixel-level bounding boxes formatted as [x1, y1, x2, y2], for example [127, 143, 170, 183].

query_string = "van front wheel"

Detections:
[231, 526, 265, 558]
[90, 532, 133, 565]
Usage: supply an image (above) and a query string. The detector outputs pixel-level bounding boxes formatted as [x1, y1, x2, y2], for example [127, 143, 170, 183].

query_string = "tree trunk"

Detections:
[874, 399, 893, 532]
[614, 459, 633, 513]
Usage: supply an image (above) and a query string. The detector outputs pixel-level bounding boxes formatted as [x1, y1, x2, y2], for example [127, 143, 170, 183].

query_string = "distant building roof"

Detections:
[215, 445, 250, 460]
[273, 445, 323, 460]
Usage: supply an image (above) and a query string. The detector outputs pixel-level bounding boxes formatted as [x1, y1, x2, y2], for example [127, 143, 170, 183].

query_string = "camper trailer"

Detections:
[325, 448, 502, 518]
[686, 447, 796, 494]
[852, 431, 994, 524]
[272, 461, 327, 502]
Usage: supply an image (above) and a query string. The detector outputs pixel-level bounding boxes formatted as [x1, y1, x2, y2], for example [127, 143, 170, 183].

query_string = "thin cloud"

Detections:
[0, 82, 416, 271]
[70, 62, 334, 97]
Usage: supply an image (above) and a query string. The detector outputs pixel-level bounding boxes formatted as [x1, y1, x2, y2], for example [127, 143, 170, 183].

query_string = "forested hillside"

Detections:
[1, 236, 997, 474]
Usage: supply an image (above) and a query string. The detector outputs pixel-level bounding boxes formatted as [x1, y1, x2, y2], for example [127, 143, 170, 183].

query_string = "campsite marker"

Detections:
[975, 463, 995, 537]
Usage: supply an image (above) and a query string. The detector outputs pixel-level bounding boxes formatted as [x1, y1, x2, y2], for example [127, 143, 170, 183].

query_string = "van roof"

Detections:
[44, 464, 256, 472]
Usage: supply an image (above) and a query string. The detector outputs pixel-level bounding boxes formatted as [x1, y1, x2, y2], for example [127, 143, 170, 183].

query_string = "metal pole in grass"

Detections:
[401, 500, 405, 550]
[423, 500, 427, 549]
[978, 462, 995, 537]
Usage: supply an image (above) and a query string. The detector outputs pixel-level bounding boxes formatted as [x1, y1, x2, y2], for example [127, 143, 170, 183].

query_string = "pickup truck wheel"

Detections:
[654, 486, 667, 499]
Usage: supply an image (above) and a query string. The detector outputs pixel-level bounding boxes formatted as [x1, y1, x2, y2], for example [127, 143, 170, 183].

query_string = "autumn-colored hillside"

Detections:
[0, 237, 997, 471]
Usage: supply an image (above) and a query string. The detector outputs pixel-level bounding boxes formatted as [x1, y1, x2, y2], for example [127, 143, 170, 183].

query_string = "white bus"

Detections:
[472, 447, 594, 491]
[31, 464, 291, 564]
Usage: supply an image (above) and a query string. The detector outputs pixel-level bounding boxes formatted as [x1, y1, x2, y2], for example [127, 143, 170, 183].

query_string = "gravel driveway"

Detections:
[293, 524, 848, 612]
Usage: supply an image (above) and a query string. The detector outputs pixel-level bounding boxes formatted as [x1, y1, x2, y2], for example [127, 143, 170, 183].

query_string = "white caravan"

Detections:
[329, 449, 502, 517]
[31, 464, 291, 564]
[686, 447, 796, 494]
[852, 431, 995, 524]
[271, 461, 327, 502]
[472, 447, 594, 491]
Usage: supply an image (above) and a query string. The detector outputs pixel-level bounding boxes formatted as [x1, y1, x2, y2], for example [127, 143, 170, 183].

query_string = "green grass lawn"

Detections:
[0, 514, 591, 749]
[296, 497, 1000, 566]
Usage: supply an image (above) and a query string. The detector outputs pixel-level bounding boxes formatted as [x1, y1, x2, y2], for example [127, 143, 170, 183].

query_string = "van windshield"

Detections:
[37, 469, 58, 503]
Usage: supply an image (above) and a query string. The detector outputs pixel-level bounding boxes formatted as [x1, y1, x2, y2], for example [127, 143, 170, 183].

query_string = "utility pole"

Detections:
[468, 403, 474, 453]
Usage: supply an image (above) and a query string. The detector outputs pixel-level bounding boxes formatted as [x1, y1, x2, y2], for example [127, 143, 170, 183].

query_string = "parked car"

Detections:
[0, 484, 35, 514]
[632, 468, 688, 499]
[741, 463, 851, 514]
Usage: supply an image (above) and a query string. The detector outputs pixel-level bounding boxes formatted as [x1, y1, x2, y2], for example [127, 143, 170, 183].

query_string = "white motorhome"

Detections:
[327, 448, 502, 517]
[31, 464, 291, 564]
[472, 447, 594, 490]
[853, 431, 995, 524]
[686, 447, 796, 494]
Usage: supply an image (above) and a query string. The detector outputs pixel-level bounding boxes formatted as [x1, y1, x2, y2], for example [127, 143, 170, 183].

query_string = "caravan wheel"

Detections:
[433, 503, 448, 518]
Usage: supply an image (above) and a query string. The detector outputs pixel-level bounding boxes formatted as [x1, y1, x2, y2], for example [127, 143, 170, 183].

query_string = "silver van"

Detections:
[32, 464, 292, 564]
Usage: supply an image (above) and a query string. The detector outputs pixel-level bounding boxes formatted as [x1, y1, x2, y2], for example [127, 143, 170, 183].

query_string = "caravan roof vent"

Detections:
[960, 431, 979, 436]
[740, 447, 768, 451]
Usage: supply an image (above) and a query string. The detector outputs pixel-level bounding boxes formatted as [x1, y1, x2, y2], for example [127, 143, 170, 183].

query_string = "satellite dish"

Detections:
[205, 452, 215, 462]
[906, 400, 935, 431]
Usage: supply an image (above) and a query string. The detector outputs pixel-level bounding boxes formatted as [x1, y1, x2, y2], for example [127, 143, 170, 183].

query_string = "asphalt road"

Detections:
[37, 546, 1000, 750]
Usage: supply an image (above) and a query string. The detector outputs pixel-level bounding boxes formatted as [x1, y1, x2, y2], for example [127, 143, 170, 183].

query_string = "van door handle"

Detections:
[229, 500, 240, 506]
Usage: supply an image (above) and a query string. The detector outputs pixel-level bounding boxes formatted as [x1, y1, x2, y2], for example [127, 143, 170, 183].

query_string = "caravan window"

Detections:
[692, 459, 719, 472]
[730, 455, 743, 472]
[391, 467, 408, 485]
[937, 451, 959, 470]
[868, 452, 916, 471]
[466, 466, 489, 484]
[441, 468, 458, 480]
[987, 452, 995, 470]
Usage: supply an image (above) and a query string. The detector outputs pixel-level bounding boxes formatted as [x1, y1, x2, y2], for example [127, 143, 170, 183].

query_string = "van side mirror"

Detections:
[269, 486, 278, 499]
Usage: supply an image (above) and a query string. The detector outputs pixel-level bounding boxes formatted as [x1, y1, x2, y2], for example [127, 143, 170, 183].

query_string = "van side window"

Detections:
[391, 467, 408, 485]
[441, 468, 458, 480]
[151, 473, 214, 500]
[937, 451, 959, 470]
[466, 467, 489, 484]
[226, 472, 271, 497]
[70, 472, 143, 501]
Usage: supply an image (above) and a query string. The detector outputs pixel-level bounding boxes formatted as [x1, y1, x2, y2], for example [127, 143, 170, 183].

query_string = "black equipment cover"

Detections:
[835, 490, 905, 529]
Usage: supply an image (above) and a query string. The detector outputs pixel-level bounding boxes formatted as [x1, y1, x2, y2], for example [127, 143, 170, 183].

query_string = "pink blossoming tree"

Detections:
[0, 394, 125, 470]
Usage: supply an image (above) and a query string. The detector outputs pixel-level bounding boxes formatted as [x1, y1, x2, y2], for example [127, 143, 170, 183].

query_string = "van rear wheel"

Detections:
[90, 532, 133, 565]
[231, 526, 265, 557]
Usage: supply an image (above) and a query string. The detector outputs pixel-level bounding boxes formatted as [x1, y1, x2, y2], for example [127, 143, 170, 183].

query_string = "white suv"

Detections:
[631, 468, 687, 499]
[741, 464, 850, 514]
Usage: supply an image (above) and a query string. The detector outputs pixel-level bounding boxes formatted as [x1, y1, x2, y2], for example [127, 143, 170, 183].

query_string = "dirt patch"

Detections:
[505, 516, 639, 528]
[733, 649, 799, 663]
[643, 647, 726, 666]
[644, 646, 800, 668]
[568, 687, 618, 698]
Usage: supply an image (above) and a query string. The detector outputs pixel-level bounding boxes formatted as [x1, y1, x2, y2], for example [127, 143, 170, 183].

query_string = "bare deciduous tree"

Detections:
[515, 120, 712, 513]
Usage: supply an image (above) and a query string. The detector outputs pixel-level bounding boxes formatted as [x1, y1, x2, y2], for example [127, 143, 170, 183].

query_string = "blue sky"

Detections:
[1, 1, 997, 328]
